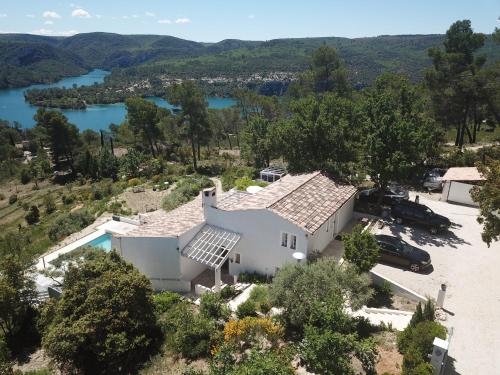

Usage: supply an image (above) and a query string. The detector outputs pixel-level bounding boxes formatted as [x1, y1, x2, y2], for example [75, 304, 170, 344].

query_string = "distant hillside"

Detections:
[0, 32, 499, 89]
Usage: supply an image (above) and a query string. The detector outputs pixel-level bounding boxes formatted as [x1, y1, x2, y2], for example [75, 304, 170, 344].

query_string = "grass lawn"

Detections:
[443, 126, 500, 144]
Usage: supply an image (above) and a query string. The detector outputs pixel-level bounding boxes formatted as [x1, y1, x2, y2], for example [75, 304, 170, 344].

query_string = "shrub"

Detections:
[162, 175, 214, 212]
[48, 210, 94, 241]
[236, 300, 257, 319]
[44, 195, 56, 214]
[342, 224, 380, 273]
[161, 302, 214, 359]
[20, 168, 31, 184]
[247, 285, 271, 313]
[234, 177, 267, 191]
[223, 317, 284, 348]
[61, 194, 75, 205]
[199, 292, 231, 322]
[8, 194, 17, 205]
[220, 285, 238, 300]
[25, 205, 40, 225]
[221, 166, 258, 191]
[0, 193, 5, 200]
[238, 271, 268, 284]
[153, 291, 182, 315]
[196, 160, 226, 176]
[400, 321, 447, 374]
[127, 178, 141, 187]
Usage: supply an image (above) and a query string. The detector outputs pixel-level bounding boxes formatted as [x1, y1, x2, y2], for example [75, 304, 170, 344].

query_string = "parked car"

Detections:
[375, 234, 432, 272]
[391, 200, 451, 234]
[422, 168, 447, 191]
[358, 184, 409, 205]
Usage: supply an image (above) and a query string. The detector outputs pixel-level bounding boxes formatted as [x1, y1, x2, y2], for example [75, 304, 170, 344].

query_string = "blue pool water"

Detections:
[84, 233, 112, 252]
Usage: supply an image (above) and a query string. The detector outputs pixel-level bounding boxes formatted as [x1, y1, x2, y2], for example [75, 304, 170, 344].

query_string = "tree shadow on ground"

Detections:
[386, 222, 471, 249]
[444, 355, 462, 375]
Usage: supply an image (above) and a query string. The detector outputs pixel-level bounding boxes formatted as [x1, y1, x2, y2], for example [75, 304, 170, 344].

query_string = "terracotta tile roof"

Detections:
[269, 173, 357, 233]
[124, 195, 205, 237]
[442, 167, 485, 182]
[218, 172, 319, 211]
[123, 171, 356, 238]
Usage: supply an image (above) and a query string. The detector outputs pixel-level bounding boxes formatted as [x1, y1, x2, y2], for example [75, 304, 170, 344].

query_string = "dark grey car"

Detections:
[375, 234, 432, 272]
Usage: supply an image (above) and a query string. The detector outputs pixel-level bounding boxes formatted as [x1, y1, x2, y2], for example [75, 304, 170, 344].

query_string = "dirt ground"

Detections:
[117, 186, 174, 214]
[13, 349, 55, 374]
[140, 351, 209, 375]
[374, 332, 403, 375]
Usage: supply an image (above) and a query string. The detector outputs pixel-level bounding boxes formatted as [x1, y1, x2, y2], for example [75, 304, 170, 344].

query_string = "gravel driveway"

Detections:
[372, 194, 500, 375]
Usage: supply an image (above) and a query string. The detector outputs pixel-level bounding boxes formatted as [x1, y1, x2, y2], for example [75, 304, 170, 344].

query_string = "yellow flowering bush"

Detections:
[223, 317, 283, 349]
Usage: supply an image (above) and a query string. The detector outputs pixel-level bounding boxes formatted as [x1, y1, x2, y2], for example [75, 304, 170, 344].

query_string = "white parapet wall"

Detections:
[370, 270, 428, 303]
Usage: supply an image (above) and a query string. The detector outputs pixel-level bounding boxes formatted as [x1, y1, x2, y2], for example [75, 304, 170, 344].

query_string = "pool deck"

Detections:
[35, 215, 139, 291]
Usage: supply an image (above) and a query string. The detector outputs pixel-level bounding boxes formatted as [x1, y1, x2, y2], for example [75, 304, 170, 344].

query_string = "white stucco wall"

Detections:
[112, 236, 191, 292]
[442, 181, 479, 207]
[308, 195, 355, 253]
[205, 207, 308, 276]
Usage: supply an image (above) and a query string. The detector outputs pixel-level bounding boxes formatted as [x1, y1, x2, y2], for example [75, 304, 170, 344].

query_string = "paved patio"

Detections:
[372, 194, 500, 375]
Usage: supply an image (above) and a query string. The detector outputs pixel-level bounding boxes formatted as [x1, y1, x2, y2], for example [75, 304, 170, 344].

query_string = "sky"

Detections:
[0, 0, 498, 42]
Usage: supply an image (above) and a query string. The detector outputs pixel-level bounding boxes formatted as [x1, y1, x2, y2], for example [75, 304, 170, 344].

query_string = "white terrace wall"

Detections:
[112, 236, 191, 292]
[204, 207, 308, 276]
[308, 195, 355, 253]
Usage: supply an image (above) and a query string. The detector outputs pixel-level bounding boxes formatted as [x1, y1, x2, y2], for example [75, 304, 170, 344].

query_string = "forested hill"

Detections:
[0, 32, 499, 89]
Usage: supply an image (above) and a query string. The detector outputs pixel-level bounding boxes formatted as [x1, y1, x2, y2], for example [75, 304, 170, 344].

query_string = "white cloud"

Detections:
[26, 14, 35, 18]
[71, 8, 91, 18]
[122, 15, 129, 19]
[145, 12, 156, 17]
[158, 19, 171, 24]
[175, 18, 191, 24]
[132, 14, 139, 19]
[0, 14, 7, 18]
[43, 11, 61, 19]
[248, 14, 255, 19]
[95, 14, 102, 19]
[44, 20, 54, 25]
[32, 28, 77, 36]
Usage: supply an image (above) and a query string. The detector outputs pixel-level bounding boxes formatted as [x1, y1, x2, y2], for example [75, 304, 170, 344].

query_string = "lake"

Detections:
[0, 69, 236, 131]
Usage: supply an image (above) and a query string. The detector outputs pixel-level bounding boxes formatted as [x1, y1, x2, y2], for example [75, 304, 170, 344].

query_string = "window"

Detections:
[234, 253, 241, 264]
[281, 232, 288, 247]
[290, 235, 297, 250]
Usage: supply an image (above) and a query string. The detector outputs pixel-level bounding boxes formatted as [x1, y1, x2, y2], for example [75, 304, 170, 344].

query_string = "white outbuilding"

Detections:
[441, 167, 485, 207]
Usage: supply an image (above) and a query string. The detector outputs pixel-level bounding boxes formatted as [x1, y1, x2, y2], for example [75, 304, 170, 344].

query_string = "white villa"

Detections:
[111, 171, 357, 293]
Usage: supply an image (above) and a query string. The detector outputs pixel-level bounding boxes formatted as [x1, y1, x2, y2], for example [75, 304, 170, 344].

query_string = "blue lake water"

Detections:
[0, 69, 236, 131]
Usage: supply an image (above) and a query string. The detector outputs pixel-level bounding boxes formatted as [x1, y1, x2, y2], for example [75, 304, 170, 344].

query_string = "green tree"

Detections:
[269, 258, 372, 329]
[311, 45, 350, 96]
[41, 251, 161, 374]
[241, 116, 277, 168]
[0, 234, 38, 355]
[43, 195, 56, 215]
[471, 159, 500, 246]
[362, 73, 439, 204]
[199, 292, 230, 322]
[168, 81, 211, 171]
[275, 93, 360, 177]
[125, 97, 163, 157]
[343, 224, 380, 273]
[300, 296, 377, 375]
[34, 109, 80, 172]
[426, 20, 487, 146]
[25, 205, 40, 225]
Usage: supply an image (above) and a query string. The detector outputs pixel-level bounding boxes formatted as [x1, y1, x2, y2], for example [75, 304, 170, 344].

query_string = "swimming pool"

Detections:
[84, 233, 112, 252]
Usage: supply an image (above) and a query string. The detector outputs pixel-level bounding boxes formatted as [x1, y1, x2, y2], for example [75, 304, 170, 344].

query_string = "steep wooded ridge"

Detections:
[0, 32, 499, 89]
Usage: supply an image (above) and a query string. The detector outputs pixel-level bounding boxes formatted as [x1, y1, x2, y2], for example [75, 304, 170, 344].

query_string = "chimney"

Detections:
[202, 187, 217, 218]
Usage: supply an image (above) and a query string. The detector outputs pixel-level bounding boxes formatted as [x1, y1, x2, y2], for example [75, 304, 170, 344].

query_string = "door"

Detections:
[328, 215, 337, 239]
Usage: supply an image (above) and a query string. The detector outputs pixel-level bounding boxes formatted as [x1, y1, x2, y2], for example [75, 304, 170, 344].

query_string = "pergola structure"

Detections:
[182, 225, 241, 291]
[260, 166, 287, 183]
